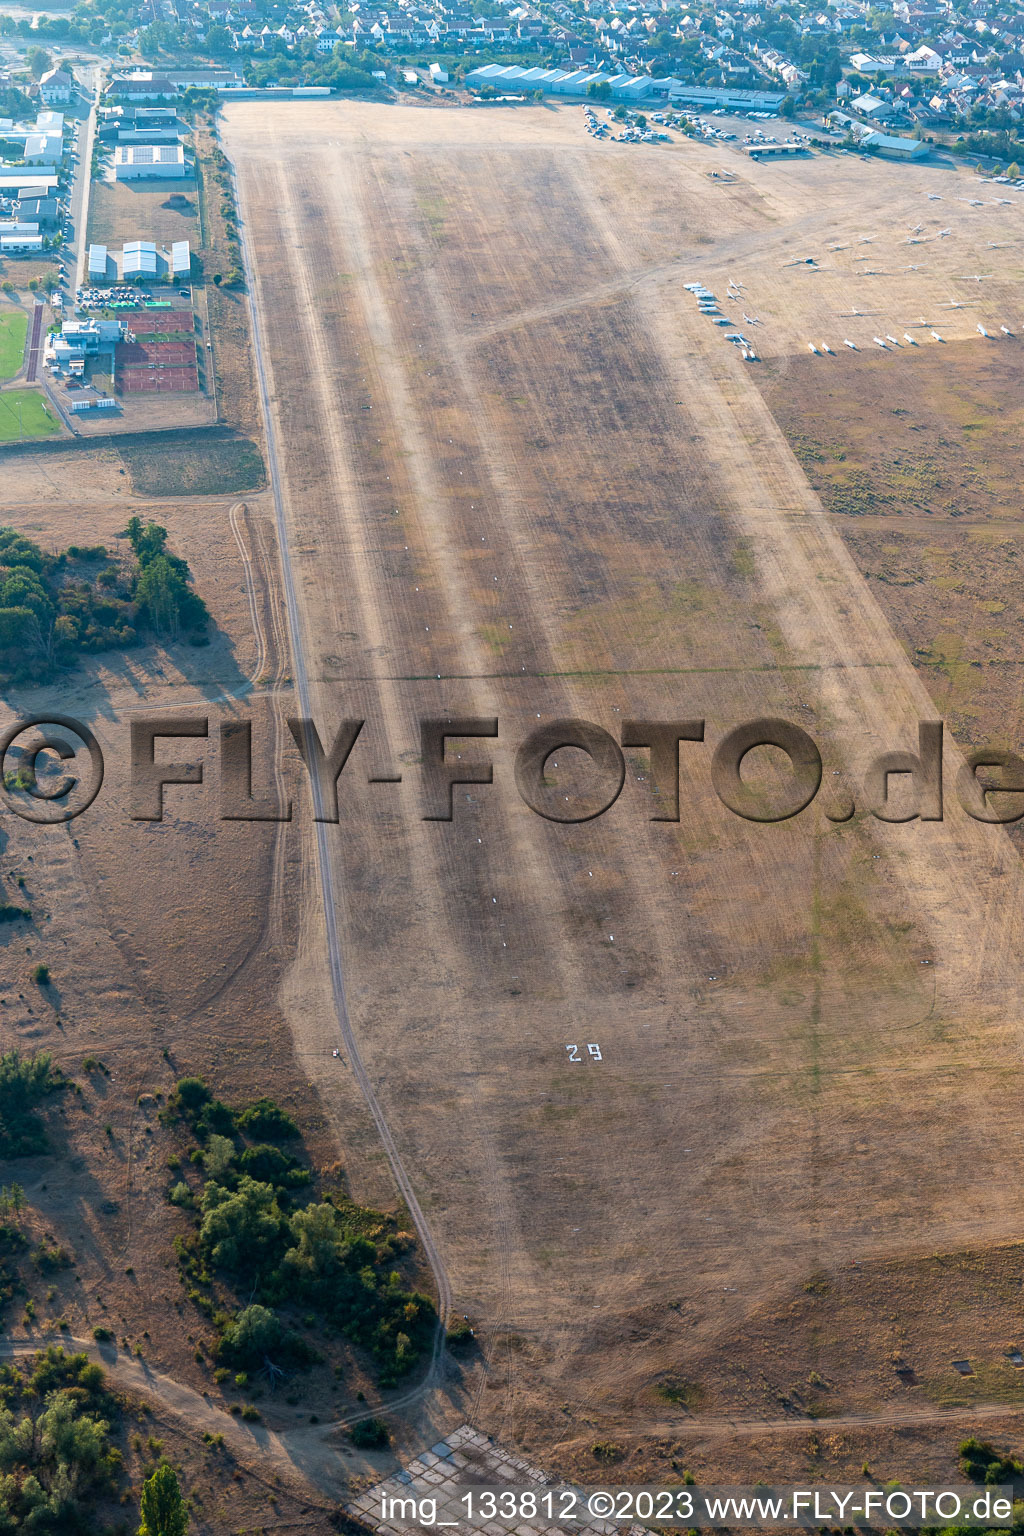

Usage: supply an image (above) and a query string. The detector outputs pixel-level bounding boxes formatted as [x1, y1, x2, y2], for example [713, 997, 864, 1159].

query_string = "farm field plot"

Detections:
[220, 99, 1024, 1469]
[0, 309, 27, 379]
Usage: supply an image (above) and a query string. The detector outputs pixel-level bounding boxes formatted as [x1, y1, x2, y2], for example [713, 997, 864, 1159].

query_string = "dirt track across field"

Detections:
[217, 98, 1024, 1459]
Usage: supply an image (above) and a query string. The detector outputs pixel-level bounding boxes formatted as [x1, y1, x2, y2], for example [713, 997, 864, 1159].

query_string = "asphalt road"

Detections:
[70, 67, 100, 295]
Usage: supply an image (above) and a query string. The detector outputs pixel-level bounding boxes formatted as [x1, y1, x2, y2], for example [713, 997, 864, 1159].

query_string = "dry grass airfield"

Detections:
[218, 101, 1024, 1477]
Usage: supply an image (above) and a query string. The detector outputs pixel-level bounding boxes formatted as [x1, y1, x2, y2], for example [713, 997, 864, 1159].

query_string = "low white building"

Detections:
[22, 131, 63, 164]
[114, 143, 187, 180]
[47, 318, 125, 368]
[88, 242, 108, 280]
[170, 239, 191, 277]
[429, 62, 450, 82]
[0, 232, 43, 252]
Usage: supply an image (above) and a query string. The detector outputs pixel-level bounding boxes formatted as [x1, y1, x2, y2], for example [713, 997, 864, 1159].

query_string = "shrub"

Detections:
[0, 1346, 123, 1525]
[0, 1049, 64, 1157]
[92, 1325, 113, 1342]
[236, 1097, 299, 1141]
[30, 1239, 72, 1271]
[172, 1076, 211, 1113]
[349, 1416, 390, 1449]
[235, 1142, 309, 1189]
[592, 1442, 623, 1463]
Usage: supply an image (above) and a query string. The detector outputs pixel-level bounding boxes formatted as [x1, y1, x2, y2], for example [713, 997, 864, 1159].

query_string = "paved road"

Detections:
[70, 69, 100, 296]
[232, 156, 454, 1375]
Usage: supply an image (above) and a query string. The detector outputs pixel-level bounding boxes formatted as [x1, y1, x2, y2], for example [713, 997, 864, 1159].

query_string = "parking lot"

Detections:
[580, 101, 839, 152]
[76, 284, 194, 314]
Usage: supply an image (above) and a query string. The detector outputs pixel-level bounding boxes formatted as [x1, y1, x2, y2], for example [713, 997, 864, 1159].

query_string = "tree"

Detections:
[216, 1303, 286, 1367]
[199, 1177, 282, 1273]
[205, 23, 233, 54]
[780, 94, 796, 119]
[139, 1463, 188, 1536]
[137, 19, 180, 57]
[202, 1133, 234, 1180]
[25, 45, 51, 79]
[283, 1202, 344, 1282]
[135, 555, 181, 637]
[0, 1181, 26, 1219]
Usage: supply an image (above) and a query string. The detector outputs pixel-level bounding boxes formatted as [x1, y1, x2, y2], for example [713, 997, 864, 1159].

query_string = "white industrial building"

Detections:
[465, 63, 654, 99]
[22, 131, 63, 164]
[0, 175, 57, 197]
[465, 65, 786, 109]
[114, 143, 187, 180]
[88, 242, 108, 280]
[1, 113, 64, 164]
[87, 237, 191, 282]
[668, 85, 786, 110]
[123, 239, 158, 277]
[827, 111, 927, 157]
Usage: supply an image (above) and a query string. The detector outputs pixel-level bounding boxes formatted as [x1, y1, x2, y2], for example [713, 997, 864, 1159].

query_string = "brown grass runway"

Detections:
[222, 101, 1024, 1455]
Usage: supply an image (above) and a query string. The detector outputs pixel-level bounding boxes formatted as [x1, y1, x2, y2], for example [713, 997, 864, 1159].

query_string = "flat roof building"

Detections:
[47, 318, 125, 367]
[114, 143, 187, 180]
[170, 239, 191, 276]
[748, 141, 808, 157]
[18, 197, 58, 228]
[667, 85, 786, 109]
[0, 175, 57, 195]
[0, 232, 43, 252]
[88, 242, 108, 279]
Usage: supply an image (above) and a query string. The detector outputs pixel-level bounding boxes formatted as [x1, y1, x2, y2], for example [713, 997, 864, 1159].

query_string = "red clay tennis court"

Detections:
[118, 368, 199, 393]
[116, 340, 196, 366]
[110, 308, 195, 332]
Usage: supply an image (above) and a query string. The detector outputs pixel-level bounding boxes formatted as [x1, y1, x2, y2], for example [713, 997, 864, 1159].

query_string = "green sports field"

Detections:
[0, 389, 59, 441]
[0, 312, 28, 381]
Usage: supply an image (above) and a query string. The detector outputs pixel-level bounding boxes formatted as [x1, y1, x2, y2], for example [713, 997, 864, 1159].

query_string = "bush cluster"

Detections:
[0, 522, 207, 686]
[165, 1077, 435, 1386]
[0, 1051, 64, 1160]
[959, 1436, 1024, 1485]
[204, 146, 244, 289]
[0, 1347, 123, 1532]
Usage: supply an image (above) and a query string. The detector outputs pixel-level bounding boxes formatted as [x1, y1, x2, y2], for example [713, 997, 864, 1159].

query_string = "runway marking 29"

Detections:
[565, 1044, 602, 1062]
